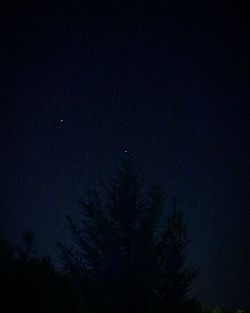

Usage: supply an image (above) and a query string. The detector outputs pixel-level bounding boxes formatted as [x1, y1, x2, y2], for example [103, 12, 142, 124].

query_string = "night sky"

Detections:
[1, 1, 250, 310]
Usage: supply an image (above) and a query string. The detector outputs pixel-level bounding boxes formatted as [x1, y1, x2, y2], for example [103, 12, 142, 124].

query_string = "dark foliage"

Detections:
[0, 233, 67, 313]
[59, 155, 197, 313]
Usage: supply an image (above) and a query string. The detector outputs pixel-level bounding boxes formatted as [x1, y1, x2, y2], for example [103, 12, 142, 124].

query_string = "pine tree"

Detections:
[58, 154, 196, 313]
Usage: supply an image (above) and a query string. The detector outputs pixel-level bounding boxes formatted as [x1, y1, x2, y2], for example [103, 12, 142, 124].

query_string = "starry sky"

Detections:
[1, 1, 250, 310]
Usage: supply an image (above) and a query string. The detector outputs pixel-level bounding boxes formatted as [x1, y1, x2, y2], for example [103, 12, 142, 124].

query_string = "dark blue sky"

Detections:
[1, 1, 249, 310]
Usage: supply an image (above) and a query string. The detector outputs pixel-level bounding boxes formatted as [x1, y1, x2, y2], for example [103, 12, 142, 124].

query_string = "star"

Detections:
[60, 119, 64, 123]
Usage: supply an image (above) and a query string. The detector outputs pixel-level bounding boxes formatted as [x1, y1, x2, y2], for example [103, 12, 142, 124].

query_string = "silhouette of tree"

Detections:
[16, 230, 36, 261]
[0, 234, 15, 313]
[0, 233, 14, 271]
[0, 233, 69, 313]
[59, 154, 197, 313]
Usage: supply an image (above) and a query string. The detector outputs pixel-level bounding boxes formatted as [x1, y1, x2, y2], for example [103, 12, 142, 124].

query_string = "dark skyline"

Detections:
[1, 1, 249, 310]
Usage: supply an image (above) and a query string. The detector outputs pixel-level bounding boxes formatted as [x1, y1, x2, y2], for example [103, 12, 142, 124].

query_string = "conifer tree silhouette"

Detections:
[59, 154, 196, 313]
